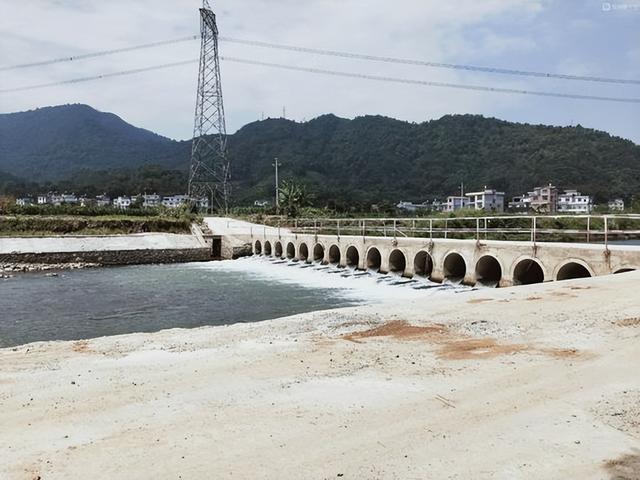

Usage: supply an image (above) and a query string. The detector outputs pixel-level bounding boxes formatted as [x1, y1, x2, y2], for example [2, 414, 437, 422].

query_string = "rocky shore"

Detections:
[0, 262, 98, 278]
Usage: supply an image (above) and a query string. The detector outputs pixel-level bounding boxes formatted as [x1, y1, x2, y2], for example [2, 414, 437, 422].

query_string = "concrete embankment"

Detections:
[0, 232, 212, 268]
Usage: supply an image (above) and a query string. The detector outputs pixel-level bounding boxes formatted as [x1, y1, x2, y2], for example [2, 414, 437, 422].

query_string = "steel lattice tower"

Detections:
[188, 0, 229, 213]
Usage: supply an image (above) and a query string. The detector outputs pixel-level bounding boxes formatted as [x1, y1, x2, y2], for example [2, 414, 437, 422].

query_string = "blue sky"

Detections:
[1, 0, 639, 143]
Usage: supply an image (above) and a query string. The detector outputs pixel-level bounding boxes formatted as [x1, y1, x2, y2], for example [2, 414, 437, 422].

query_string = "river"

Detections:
[0, 256, 466, 348]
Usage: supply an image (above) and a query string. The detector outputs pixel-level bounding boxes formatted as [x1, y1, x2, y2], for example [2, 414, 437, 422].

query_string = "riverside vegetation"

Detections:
[0, 203, 197, 236]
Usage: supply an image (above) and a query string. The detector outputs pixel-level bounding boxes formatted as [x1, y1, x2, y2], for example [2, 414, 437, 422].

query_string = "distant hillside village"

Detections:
[395, 184, 626, 214]
[15, 193, 208, 210]
[12, 183, 628, 215]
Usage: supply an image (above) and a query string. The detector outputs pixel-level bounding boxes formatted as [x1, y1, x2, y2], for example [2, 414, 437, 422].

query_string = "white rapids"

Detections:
[194, 255, 472, 304]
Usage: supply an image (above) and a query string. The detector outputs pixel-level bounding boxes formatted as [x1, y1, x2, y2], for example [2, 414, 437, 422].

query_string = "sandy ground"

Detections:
[0, 233, 203, 254]
[1, 272, 640, 479]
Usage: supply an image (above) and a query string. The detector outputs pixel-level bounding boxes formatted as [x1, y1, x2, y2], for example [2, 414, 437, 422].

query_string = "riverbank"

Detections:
[1, 271, 639, 479]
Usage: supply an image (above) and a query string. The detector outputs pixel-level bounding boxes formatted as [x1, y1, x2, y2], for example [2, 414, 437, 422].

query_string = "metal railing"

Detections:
[258, 214, 640, 247]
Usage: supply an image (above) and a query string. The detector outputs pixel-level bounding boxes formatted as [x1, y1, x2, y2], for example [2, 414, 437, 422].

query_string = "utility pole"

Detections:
[273, 157, 281, 212]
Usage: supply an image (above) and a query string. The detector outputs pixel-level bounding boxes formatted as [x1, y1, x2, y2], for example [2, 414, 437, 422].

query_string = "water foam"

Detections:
[193, 256, 471, 304]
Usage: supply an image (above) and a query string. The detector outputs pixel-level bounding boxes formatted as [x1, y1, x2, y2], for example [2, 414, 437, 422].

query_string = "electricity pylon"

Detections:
[188, 0, 229, 213]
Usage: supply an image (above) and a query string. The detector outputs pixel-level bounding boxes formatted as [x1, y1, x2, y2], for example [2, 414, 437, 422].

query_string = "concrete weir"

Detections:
[248, 233, 640, 287]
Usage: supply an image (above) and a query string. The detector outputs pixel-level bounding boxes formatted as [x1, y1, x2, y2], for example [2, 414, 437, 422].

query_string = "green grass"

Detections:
[0, 215, 194, 236]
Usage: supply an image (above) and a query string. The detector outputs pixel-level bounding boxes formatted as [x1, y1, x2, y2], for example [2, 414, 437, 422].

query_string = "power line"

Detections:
[1, 55, 639, 104]
[219, 57, 640, 103]
[0, 35, 198, 72]
[0, 60, 197, 93]
[218, 37, 640, 86]
[1, 34, 638, 86]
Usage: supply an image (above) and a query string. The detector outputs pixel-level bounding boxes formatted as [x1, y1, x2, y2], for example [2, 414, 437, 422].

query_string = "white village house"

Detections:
[444, 195, 469, 213]
[557, 189, 592, 214]
[112, 196, 132, 209]
[466, 188, 505, 213]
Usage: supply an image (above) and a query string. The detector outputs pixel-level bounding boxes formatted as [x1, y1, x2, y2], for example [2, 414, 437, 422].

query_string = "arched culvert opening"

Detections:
[443, 252, 466, 283]
[254, 240, 262, 255]
[614, 268, 636, 274]
[274, 242, 283, 258]
[366, 247, 382, 271]
[286, 242, 296, 259]
[513, 259, 544, 285]
[346, 246, 360, 268]
[264, 241, 272, 256]
[313, 244, 325, 263]
[443, 253, 467, 283]
[475, 255, 502, 287]
[388, 249, 407, 276]
[298, 243, 309, 262]
[556, 262, 592, 281]
[329, 245, 341, 265]
[413, 251, 433, 278]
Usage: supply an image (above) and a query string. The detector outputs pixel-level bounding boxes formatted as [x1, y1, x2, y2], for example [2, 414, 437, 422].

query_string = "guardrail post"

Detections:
[337, 219, 341, 240]
[429, 219, 433, 240]
[586, 217, 591, 243]
[278, 222, 281, 239]
[444, 219, 448, 239]
[476, 218, 480, 241]
[531, 216, 537, 246]
[412, 219, 416, 236]
[604, 216, 609, 250]
[393, 219, 397, 240]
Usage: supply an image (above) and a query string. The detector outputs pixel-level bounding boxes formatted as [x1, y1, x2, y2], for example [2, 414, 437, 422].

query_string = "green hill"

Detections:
[1, 104, 639, 205]
[0, 104, 186, 181]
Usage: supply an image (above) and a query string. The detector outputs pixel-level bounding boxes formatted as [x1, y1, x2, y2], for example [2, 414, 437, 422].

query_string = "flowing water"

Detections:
[0, 256, 468, 348]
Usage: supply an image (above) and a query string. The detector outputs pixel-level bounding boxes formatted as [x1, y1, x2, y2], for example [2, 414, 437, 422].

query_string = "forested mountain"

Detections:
[1, 104, 639, 205]
[0, 104, 185, 180]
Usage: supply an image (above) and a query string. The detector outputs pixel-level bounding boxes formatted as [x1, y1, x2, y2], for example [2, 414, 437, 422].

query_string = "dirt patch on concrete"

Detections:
[437, 338, 527, 360]
[540, 347, 581, 358]
[550, 291, 578, 298]
[526, 296, 543, 301]
[343, 320, 447, 343]
[467, 298, 493, 304]
[604, 449, 640, 480]
[72, 340, 93, 353]
[342, 320, 586, 362]
[615, 318, 640, 327]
